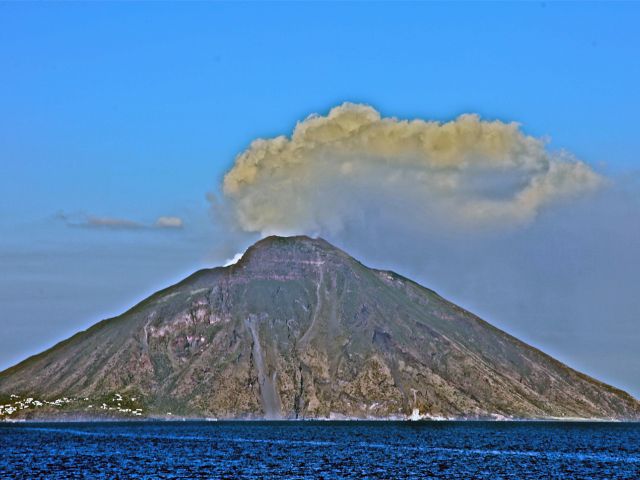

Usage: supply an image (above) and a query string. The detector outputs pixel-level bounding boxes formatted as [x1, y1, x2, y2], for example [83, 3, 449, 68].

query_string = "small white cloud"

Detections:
[85, 216, 144, 229]
[155, 216, 184, 229]
[56, 212, 185, 231]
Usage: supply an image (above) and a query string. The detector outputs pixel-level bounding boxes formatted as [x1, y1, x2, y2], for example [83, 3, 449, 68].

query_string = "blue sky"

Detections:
[1, 2, 640, 395]
[3, 1, 640, 225]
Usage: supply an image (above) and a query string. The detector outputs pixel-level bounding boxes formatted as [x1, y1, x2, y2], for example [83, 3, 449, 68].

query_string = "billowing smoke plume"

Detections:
[222, 103, 603, 235]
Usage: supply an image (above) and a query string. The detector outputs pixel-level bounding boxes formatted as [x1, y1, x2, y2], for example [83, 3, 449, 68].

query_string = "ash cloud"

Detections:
[221, 103, 603, 235]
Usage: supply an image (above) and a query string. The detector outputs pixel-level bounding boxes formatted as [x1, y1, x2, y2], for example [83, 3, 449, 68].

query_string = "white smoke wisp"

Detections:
[220, 103, 603, 235]
[223, 252, 244, 267]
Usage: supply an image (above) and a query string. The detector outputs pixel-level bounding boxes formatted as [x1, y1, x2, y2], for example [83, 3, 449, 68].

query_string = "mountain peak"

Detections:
[248, 235, 338, 253]
[235, 235, 351, 270]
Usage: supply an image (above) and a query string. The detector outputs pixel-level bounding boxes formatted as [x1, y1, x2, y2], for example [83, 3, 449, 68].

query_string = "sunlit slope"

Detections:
[1, 236, 638, 420]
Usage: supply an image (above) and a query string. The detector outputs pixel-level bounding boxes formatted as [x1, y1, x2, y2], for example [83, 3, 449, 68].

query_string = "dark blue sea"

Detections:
[1, 421, 639, 479]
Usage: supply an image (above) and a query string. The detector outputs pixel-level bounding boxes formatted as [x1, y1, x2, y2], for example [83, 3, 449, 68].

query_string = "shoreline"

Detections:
[2, 416, 637, 424]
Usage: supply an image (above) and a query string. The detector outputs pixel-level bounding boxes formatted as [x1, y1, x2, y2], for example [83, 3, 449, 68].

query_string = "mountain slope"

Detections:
[1, 236, 638, 420]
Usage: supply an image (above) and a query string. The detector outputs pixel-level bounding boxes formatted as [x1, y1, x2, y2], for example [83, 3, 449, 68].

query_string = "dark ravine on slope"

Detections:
[1, 236, 638, 421]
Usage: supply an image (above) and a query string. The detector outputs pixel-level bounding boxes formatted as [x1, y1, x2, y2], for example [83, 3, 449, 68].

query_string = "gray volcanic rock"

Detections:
[1, 236, 638, 420]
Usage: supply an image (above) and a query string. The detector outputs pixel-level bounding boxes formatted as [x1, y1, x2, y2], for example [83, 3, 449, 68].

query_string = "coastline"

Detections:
[2, 415, 636, 424]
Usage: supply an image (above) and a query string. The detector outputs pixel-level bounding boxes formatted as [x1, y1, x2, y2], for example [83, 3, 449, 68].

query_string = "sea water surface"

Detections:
[1, 421, 639, 479]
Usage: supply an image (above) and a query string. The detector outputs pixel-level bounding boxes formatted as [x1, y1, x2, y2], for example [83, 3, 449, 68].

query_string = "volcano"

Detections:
[0, 236, 638, 420]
